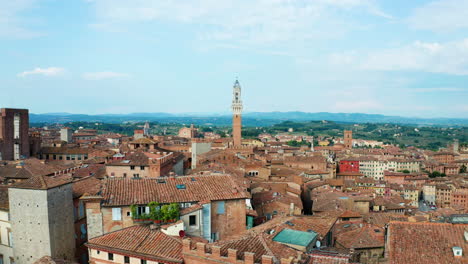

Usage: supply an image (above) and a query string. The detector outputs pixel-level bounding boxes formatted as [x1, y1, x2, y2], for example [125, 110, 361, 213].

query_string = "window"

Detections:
[123, 173, 127, 178]
[0, 254, 3, 264]
[217, 201, 225, 214]
[108, 253, 113, 261]
[78, 201, 85, 219]
[137, 206, 149, 217]
[133, 174, 140, 178]
[130, 166, 135, 170]
[141, 260, 147, 264]
[140, 166, 145, 170]
[7, 229, 12, 247]
[124, 256, 130, 264]
[97, 251, 100, 254]
[13, 114, 20, 139]
[112, 208, 122, 221]
[189, 215, 196, 226]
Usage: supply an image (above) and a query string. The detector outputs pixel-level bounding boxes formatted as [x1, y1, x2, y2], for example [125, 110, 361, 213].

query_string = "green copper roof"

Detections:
[273, 228, 317, 247]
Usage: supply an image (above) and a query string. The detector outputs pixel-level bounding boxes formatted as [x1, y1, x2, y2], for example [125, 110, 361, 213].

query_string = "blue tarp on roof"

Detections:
[273, 228, 317, 247]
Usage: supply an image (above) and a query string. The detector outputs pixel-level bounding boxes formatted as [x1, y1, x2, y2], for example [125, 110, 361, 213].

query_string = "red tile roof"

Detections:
[72, 176, 102, 198]
[388, 221, 468, 264]
[101, 175, 249, 206]
[12, 175, 73, 190]
[335, 225, 384, 249]
[86, 225, 183, 263]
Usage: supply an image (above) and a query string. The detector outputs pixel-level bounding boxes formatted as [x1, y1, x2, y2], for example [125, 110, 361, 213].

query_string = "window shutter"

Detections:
[112, 208, 122, 221]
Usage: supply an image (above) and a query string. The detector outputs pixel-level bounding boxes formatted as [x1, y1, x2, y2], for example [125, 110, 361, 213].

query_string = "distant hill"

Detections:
[29, 111, 468, 126]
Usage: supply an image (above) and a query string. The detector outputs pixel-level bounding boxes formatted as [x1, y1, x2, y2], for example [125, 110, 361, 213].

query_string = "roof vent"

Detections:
[285, 221, 294, 226]
[453, 247, 463, 257]
[191, 177, 196, 181]
[157, 179, 166, 184]
[176, 184, 186, 190]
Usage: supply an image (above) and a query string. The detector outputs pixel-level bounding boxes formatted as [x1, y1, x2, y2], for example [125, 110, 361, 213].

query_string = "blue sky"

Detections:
[1, 0, 468, 118]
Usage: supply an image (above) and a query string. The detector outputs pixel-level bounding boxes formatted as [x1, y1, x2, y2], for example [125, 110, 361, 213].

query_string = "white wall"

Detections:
[0, 209, 14, 264]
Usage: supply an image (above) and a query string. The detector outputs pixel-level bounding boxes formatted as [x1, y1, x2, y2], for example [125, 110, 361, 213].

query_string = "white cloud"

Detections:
[0, 0, 43, 38]
[86, 0, 391, 45]
[82, 71, 130, 80]
[356, 39, 468, 75]
[17, 67, 65, 77]
[408, 0, 468, 32]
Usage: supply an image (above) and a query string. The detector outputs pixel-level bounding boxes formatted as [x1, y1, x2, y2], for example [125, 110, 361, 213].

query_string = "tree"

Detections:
[460, 165, 467, 174]
[429, 171, 442, 178]
[401, 170, 410, 174]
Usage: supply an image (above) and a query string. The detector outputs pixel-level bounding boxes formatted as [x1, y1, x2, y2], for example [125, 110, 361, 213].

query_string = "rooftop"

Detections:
[273, 228, 317, 247]
[86, 225, 183, 263]
[101, 174, 249, 206]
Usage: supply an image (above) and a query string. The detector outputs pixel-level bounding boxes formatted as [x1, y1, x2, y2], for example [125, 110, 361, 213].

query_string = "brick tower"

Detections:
[231, 79, 243, 147]
[344, 130, 353, 149]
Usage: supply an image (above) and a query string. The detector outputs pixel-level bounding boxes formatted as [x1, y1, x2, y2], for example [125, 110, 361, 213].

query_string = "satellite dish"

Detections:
[179, 230, 186, 238]
[315, 240, 321, 248]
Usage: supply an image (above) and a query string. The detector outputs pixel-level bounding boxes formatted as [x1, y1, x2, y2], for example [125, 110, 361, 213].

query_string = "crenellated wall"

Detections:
[182, 239, 295, 264]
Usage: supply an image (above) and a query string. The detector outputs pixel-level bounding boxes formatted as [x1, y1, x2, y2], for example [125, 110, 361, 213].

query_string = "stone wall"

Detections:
[9, 184, 75, 264]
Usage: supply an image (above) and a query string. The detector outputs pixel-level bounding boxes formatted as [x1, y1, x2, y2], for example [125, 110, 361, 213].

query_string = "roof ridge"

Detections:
[258, 233, 276, 257]
[39, 175, 48, 188]
[389, 221, 468, 226]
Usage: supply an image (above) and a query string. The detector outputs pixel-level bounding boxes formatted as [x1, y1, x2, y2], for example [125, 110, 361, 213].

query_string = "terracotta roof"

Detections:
[11, 175, 73, 190]
[388, 221, 468, 264]
[335, 225, 384, 249]
[180, 203, 203, 215]
[364, 212, 409, 228]
[72, 164, 106, 179]
[0, 158, 67, 179]
[252, 191, 303, 210]
[72, 176, 102, 198]
[211, 233, 299, 262]
[40, 147, 89, 155]
[130, 138, 157, 144]
[101, 175, 249, 206]
[339, 210, 362, 219]
[86, 225, 183, 263]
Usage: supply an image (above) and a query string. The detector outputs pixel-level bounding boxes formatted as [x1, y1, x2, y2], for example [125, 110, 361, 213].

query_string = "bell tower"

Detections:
[231, 79, 243, 147]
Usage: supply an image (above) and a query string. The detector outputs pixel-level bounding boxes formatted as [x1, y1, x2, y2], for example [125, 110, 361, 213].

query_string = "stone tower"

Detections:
[143, 121, 150, 136]
[344, 130, 353, 149]
[231, 80, 243, 147]
[9, 176, 75, 264]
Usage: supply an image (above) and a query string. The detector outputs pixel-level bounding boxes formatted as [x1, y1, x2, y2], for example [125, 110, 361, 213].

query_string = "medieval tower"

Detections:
[231, 80, 243, 147]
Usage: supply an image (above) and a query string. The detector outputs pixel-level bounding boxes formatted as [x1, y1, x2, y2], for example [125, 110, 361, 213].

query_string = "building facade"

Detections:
[0, 108, 30, 160]
[8, 176, 75, 264]
[344, 130, 352, 149]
